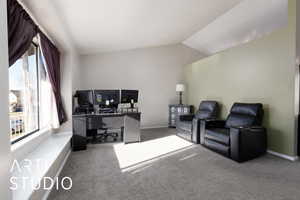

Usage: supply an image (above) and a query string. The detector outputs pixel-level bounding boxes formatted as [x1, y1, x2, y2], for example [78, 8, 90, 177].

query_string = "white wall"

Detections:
[72, 53, 81, 92]
[0, 0, 12, 199]
[79, 44, 203, 128]
[59, 50, 81, 132]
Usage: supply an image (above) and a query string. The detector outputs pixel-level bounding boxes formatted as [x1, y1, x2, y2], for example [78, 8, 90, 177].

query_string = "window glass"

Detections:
[9, 44, 39, 142]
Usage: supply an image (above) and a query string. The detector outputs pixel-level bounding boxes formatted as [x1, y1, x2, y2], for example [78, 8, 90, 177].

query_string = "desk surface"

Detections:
[73, 112, 141, 117]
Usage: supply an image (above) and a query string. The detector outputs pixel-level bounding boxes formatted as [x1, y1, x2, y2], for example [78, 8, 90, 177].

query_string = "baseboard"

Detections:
[267, 150, 299, 162]
[141, 125, 168, 130]
[42, 149, 72, 200]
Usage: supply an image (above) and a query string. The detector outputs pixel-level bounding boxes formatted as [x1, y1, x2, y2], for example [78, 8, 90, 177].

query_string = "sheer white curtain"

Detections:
[38, 44, 60, 129]
[21, 51, 33, 133]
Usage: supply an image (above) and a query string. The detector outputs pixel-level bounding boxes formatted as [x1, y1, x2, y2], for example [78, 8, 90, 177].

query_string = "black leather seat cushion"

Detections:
[205, 128, 230, 145]
[204, 139, 230, 157]
[177, 120, 192, 132]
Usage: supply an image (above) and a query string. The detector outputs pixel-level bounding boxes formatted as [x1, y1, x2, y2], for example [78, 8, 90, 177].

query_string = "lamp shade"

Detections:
[176, 84, 185, 92]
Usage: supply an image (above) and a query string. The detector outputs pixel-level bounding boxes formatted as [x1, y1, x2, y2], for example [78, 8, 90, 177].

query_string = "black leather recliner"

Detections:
[200, 103, 267, 162]
[176, 101, 219, 143]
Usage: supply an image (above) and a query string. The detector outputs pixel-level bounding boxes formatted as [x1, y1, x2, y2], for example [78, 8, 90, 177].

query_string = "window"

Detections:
[9, 42, 49, 143]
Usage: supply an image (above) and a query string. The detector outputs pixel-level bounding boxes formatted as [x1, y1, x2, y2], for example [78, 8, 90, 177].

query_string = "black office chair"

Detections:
[100, 128, 118, 142]
[91, 127, 119, 143]
[75, 104, 94, 114]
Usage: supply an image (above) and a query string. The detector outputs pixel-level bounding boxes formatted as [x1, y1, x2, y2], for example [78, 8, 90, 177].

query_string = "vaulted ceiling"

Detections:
[183, 0, 288, 55]
[20, 0, 288, 55]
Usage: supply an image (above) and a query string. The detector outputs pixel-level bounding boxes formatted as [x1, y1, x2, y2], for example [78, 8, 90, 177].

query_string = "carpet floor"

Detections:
[49, 128, 300, 200]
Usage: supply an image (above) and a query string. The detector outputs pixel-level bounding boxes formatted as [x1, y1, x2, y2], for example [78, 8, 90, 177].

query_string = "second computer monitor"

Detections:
[94, 90, 120, 107]
[121, 90, 138, 104]
[76, 90, 94, 106]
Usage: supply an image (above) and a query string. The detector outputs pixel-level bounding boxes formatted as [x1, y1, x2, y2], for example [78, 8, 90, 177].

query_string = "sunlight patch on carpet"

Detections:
[113, 135, 193, 171]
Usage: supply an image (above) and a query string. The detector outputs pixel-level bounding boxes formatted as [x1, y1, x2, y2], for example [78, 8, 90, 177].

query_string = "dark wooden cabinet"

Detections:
[168, 104, 193, 128]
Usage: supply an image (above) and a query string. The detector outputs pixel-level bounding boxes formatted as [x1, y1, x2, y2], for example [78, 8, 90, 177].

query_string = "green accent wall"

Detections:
[184, 0, 297, 156]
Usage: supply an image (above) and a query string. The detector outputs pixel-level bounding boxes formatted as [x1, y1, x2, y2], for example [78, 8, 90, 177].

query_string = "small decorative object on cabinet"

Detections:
[168, 104, 193, 128]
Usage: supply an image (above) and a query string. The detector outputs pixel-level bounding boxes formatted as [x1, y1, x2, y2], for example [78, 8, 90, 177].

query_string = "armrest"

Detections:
[204, 119, 226, 128]
[179, 114, 195, 122]
[192, 118, 201, 144]
[230, 126, 267, 162]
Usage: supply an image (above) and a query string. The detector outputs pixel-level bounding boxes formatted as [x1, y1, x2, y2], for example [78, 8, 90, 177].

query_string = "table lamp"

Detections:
[176, 84, 185, 105]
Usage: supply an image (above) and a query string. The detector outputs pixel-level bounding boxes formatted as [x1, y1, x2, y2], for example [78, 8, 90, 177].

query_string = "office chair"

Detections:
[91, 128, 119, 143]
[75, 104, 94, 114]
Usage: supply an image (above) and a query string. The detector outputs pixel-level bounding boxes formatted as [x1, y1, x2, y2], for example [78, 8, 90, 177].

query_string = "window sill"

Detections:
[11, 131, 72, 200]
[11, 127, 52, 162]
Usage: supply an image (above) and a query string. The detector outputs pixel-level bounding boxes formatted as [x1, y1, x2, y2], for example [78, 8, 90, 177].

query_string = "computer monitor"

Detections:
[121, 90, 138, 108]
[94, 90, 120, 107]
[75, 90, 94, 106]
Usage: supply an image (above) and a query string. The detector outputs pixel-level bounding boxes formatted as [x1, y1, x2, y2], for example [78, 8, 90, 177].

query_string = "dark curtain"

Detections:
[7, 0, 38, 66]
[40, 33, 67, 125]
[7, 0, 67, 125]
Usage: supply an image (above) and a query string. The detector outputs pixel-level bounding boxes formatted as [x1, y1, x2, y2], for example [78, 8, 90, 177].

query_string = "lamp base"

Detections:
[130, 102, 134, 109]
[179, 92, 183, 105]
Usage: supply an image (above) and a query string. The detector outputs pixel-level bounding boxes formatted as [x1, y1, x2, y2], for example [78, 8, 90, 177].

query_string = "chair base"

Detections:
[91, 129, 119, 143]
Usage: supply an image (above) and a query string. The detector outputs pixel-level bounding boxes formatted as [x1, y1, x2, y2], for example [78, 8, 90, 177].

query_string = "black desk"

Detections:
[72, 112, 141, 151]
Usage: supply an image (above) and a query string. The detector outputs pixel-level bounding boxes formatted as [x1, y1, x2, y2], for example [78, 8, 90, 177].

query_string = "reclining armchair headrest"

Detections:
[199, 101, 218, 111]
[225, 103, 264, 128]
[195, 101, 219, 120]
[230, 103, 263, 116]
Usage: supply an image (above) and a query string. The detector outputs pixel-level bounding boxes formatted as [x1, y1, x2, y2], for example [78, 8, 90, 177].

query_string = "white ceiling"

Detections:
[44, 0, 242, 54]
[183, 0, 288, 55]
[21, 0, 288, 55]
[20, 0, 76, 52]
